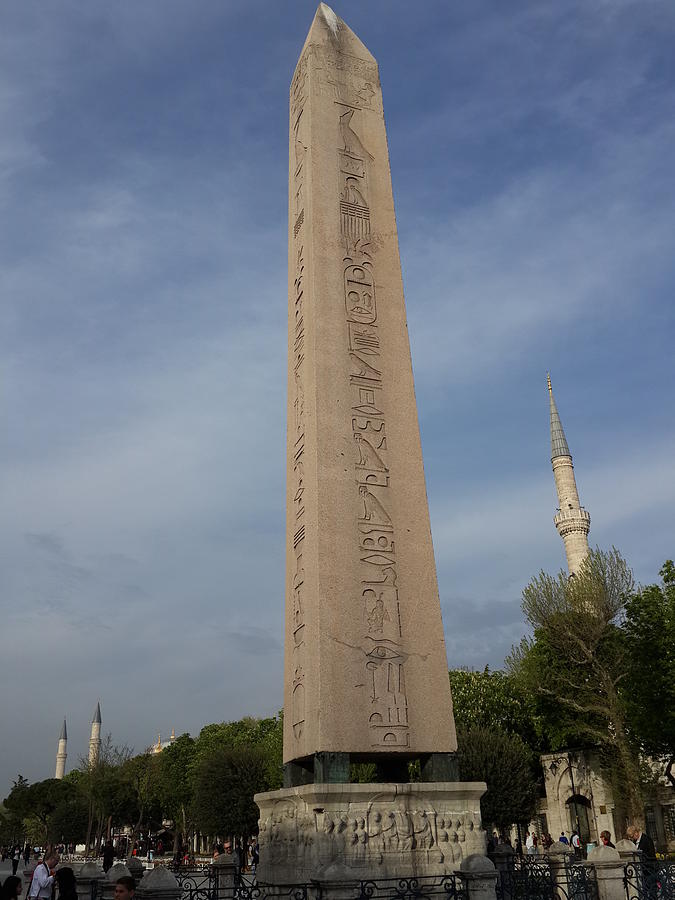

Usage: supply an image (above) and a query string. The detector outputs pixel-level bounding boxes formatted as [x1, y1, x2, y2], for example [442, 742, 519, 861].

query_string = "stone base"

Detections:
[255, 781, 487, 883]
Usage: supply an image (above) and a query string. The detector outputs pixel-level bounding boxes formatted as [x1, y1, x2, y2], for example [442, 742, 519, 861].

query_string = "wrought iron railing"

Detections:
[624, 861, 675, 900]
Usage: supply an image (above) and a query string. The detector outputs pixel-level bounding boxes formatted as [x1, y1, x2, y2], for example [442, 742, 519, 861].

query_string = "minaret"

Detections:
[55, 719, 67, 779]
[548, 374, 590, 574]
[89, 701, 102, 766]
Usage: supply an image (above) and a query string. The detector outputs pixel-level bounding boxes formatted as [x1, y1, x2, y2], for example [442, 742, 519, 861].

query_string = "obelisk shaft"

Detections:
[285, 4, 456, 765]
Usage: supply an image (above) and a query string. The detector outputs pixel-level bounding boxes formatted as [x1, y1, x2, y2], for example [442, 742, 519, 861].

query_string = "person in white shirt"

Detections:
[525, 832, 535, 855]
[29, 851, 59, 900]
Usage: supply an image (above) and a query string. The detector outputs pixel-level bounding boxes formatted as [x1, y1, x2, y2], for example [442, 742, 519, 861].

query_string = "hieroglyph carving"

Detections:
[290, 51, 309, 743]
[337, 110, 410, 749]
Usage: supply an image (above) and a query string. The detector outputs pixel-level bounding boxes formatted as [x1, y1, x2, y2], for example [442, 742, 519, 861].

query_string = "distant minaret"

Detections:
[89, 701, 102, 766]
[55, 719, 67, 779]
[548, 374, 590, 574]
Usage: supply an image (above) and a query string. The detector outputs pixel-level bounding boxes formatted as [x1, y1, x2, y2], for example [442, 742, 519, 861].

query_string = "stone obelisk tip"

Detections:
[301, 3, 376, 64]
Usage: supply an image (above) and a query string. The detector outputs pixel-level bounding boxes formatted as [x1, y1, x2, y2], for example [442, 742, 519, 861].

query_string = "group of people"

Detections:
[211, 839, 259, 874]
[489, 823, 657, 861]
[0, 849, 31, 877]
[1, 851, 137, 900]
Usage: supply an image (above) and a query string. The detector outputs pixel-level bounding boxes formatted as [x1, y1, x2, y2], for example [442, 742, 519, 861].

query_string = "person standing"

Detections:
[628, 825, 656, 860]
[525, 832, 535, 855]
[600, 830, 615, 849]
[28, 851, 59, 900]
[571, 830, 581, 858]
[102, 841, 114, 873]
[11, 847, 21, 876]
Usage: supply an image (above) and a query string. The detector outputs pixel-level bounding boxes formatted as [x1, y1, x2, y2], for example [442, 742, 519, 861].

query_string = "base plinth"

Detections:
[255, 781, 487, 883]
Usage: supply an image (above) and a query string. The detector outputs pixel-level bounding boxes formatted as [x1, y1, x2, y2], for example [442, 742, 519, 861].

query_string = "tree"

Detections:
[78, 736, 133, 853]
[4, 778, 85, 845]
[193, 745, 273, 839]
[623, 560, 675, 786]
[507, 547, 643, 823]
[449, 667, 545, 753]
[156, 733, 196, 856]
[117, 753, 163, 852]
[456, 726, 538, 833]
[193, 715, 283, 790]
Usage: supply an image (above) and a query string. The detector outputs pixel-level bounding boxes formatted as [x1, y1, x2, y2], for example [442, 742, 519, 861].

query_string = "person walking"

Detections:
[11, 847, 21, 876]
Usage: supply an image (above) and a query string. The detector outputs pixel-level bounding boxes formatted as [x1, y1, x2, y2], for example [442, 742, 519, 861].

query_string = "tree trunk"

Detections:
[85, 799, 94, 855]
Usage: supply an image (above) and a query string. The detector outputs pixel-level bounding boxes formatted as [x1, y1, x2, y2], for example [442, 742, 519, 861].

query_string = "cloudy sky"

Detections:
[2, 0, 674, 796]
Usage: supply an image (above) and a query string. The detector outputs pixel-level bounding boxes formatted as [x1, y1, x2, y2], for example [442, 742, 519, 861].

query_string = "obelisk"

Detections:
[256, 5, 486, 882]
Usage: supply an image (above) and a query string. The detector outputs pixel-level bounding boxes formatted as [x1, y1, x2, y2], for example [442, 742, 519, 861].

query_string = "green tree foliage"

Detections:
[156, 734, 196, 854]
[117, 753, 163, 849]
[623, 560, 675, 785]
[193, 745, 274, 838]
[456, 726, 538, 832]
[193, 715, 283, 790]
[4, 777, 88, 844]
[507, 548, 643, 822]
[449, 667, 545, 753]
[77, 738, 134, 852]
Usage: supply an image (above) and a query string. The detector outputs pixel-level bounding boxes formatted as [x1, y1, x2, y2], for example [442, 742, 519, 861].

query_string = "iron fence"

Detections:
[624, 861, 675, 900]
[172, 866, 219, 900]
[495, 855, 597, 900]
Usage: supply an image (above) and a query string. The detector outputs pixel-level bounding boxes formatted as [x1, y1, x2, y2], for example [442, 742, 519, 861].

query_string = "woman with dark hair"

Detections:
[1, 876, 23, 900]
[54, 868, 77, 900]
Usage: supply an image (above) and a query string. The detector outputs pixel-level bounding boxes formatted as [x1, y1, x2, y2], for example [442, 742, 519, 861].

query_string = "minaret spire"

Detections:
[55, 718, 67, 779]
[548, 375, 590, 574]
[89, 701, 102, 767]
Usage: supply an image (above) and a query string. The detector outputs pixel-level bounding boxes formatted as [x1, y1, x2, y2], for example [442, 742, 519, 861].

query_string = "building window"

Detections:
[665, 806, 675, 842]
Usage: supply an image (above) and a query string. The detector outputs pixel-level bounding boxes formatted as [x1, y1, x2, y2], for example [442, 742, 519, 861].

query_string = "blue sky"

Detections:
[2, 0, 674, 795]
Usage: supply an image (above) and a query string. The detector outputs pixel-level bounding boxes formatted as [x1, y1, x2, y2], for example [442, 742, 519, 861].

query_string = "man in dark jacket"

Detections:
[103, 840, 115, 873]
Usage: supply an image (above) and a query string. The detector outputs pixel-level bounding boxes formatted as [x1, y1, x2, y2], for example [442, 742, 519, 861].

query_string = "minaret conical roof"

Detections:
[92, 701, 101, 724]
[548, 373, 571, 459]
[59, 719, 67, 741]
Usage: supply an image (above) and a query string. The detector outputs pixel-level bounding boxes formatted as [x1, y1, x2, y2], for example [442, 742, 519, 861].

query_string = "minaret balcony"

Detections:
[554, 507, 590, 535]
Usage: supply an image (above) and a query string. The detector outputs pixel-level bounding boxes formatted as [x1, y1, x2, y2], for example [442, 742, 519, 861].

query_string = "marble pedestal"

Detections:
[255, 782, 487, 883]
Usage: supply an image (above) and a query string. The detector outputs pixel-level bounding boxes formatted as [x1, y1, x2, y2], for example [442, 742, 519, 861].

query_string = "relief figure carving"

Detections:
[362, 580, 401, 641]
[365, 589, 390, 634]
[413, 810, 434, 849]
